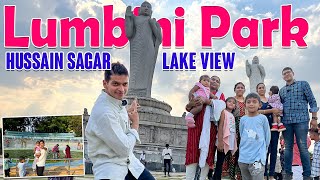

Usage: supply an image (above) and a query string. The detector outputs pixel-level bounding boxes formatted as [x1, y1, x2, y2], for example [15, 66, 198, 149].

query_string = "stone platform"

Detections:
[83, 96, 188, 173]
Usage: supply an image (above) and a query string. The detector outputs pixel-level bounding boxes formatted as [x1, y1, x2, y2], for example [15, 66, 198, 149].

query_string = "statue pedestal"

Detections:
[127, 96, 187, 172]
[125, 96, 172, 116]
[83, 96, 188, 172]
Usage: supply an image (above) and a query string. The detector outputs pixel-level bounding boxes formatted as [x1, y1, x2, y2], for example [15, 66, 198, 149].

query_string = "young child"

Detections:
[213, 97, 238, 180]
[32, 141, 41, 171]
[17, 156, 29, 177]
[185, 75, 217, 128]
[268, 86, 285, 132]
[309, 128, 320, 180]
[4, 153, 12, 177]
[238, 93, 271, 179]
[34, 141, 41, 157]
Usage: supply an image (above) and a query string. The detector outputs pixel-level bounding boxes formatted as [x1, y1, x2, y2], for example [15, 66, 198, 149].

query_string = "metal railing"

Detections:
[5, 131, 76, 138]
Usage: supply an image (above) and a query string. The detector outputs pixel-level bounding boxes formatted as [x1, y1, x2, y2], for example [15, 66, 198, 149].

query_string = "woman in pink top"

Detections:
[213, 97, 238, 180]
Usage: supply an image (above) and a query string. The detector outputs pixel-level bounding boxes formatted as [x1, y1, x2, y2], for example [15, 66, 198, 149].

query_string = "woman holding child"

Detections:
[185, 75, 225, 180]
[256, 83, 282, 180]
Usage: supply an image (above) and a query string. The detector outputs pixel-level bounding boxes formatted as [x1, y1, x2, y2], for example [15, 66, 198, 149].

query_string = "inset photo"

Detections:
[2, 115, 84, 178]
[0, 123, 3, 177]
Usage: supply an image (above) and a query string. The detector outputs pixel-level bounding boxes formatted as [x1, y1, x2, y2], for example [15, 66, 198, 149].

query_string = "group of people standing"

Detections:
[52, 144, 72, 159]
[184, 67, 319, 180]
[4, 140, 74, 177]
[85, 61, 319, 180]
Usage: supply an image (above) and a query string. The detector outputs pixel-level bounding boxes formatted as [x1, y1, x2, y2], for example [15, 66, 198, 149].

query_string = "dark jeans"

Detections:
[5, 169, 10, 177]
[36, 165, 45, 176]
[164, 159, 171, 175]
[125, 169, 155, 180]
[213, 150, 231, 180]
[314, 176, 319, 180]
[264, 131, 279, 177]
[283, 121, 311, 177]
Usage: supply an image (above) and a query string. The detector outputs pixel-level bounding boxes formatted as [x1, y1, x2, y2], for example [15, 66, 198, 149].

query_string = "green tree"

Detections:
[3, 117, 30, 132]
[34, 116, 69, 133]
[68, 115, 82, 137]
[4, 115, 83, 137]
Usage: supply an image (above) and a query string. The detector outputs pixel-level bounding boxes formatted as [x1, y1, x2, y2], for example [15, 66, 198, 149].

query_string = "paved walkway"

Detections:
[76, 172, 231, 180]
[0, 172, 231, 179]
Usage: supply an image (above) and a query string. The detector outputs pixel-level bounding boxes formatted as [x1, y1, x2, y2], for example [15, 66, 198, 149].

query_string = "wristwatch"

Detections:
[312, 117, 318, 120]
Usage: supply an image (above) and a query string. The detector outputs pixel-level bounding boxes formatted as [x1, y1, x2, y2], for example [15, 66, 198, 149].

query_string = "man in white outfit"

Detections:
[140, 151, 146, 166]
[85, 62, 155, 180]
[162, 144, 172, 177]
[36, 140, 47, 176]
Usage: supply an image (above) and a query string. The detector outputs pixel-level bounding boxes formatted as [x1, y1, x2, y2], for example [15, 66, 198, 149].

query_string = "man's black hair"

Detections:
[104, 62, 129, 81]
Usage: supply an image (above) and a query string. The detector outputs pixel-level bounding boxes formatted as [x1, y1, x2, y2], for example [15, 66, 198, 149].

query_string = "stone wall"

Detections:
[83, 97, 188, 173]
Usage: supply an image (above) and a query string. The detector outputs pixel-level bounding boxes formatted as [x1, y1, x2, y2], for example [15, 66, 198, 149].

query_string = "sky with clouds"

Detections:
[1, 0, 320, 124]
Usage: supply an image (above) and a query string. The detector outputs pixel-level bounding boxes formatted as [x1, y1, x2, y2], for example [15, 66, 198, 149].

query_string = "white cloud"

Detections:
[0, 74, 103, 117]
[244, 6, 253, 12]
[75, 0, 127, 17]
[264, 12, 274, 18]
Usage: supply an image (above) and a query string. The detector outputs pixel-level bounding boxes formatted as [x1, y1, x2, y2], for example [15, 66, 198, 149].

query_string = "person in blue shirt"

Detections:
[238, 93, 271, 180]
[279, 67, 319, 180]
[17, 156, 29, 177]
[4, 153, 12, 177]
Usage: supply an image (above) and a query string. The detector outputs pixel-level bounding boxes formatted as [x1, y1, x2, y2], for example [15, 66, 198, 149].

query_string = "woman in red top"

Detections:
[65, 145, 71, 158]
[185, 76, 225, 180]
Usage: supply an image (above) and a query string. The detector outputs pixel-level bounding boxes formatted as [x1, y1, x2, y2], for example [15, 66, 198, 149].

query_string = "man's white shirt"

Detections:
[85, 91, 144, 180]
[36, 147, 47, 167]
[140, 154, 145, 161]
[162, 148, 172, 160]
